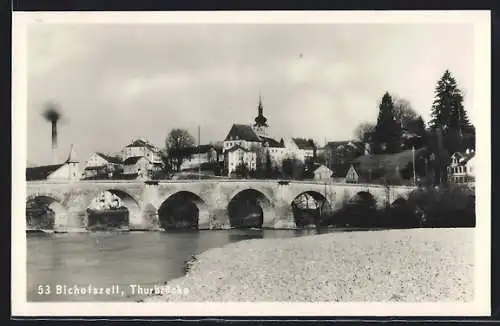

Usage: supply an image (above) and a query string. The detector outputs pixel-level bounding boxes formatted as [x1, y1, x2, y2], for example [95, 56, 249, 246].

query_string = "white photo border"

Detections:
[12, 10, 491, 317]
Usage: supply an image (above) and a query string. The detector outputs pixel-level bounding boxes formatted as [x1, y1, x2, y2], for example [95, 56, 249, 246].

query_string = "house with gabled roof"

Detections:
[447, 149, 475, 185]
[26, 145, 80, 182]
[83, 152, 123, 179]
[120, 138, 162, 164]
[179, 144, 223, 171]
[282, 137, 317, 162]
[313, 164, 333, 181]
[223, 124, 262, 152]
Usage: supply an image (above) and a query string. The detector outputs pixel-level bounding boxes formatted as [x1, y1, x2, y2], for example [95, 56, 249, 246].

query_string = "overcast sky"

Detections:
[27, 23, 474, 165]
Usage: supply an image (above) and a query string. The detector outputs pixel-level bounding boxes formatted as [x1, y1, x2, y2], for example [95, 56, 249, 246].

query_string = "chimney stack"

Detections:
[51, 121, 58, 164]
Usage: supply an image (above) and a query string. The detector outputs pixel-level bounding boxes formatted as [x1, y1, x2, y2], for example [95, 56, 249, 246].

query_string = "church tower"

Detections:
[253, 94, 268, 137]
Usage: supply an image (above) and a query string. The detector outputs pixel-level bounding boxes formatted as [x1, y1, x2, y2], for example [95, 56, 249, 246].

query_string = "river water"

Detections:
[27, 228, 336, 302]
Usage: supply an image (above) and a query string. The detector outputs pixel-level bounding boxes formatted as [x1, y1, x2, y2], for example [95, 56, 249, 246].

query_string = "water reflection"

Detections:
[27, 228, 340, 302]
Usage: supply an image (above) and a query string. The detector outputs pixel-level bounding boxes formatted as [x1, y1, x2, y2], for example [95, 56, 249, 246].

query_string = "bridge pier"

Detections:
[261, 207, 276, 228]
[59, 209, 87, 231]
[137, 204, 161, 230]
[209, 208, 231, 230]
[128, 211, 146, 230]
[271, 203, 296, 229]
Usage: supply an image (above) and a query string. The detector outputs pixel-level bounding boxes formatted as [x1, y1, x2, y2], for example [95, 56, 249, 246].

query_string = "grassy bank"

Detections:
[145, 227, 474, 302]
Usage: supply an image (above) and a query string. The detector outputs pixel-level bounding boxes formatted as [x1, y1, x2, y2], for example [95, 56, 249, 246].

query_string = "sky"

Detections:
[27, 23, 475, 165]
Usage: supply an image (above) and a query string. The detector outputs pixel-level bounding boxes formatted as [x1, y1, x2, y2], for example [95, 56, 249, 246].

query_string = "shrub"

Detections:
[325, 185, 475, 230]
[406, 185, 475, 228]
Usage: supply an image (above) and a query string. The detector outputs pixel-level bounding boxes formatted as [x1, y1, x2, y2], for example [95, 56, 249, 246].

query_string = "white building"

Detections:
[179, 145, 222, 171]
[281, 137, 317, 162]
[260, 136, 288, 168]
[121, 139, 163, 164]
[83, 152, 122, 179]
[313, 165, 333, 181]
[122, 156, 162, 179]
[223, 124, 263, 153]
[223, 96, 289, 172]
[26, 144, 80, 182]
[345, 164, 361, 183]
[447, 149, 476, 185]
[224, 145, 257, 176]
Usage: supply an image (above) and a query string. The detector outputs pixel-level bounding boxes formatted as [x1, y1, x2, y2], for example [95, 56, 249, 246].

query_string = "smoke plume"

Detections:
[43, 102, 62, 163]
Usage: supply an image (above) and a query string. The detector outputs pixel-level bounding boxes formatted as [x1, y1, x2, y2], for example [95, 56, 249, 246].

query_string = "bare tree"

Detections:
[353, 122, 376, 142]
[393, 98, 418, 129]
[165, 128, 196, 172]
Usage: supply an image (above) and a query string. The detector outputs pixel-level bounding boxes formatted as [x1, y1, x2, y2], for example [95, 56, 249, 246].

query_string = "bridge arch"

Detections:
[291, 191, 333, 228]
[349, 191, 377, 206]
[86, 189, 141, 229]
[158, 191, 209, 230]
[26, 195, 68, 230]
[227, 188, 273, 228]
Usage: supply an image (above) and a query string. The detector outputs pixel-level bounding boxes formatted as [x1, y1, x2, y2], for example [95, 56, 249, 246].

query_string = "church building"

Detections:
[223, 95, 287, 176]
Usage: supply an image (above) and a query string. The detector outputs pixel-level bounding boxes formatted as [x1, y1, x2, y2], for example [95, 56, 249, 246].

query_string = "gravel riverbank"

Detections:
[146, 228, 474, 302]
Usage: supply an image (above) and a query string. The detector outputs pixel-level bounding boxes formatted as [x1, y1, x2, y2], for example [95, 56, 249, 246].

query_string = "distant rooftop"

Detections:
[26, 164, 64, 181]
[260, 136, 284, 148]
[292, 138, 316, 150]
[123, 156, 144, 165]
[96, 152, 122, 164]
[124, 139, 158, 150]
[225, 124, 261, 142]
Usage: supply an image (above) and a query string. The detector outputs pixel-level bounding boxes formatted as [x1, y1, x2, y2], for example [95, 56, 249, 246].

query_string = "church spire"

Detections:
[66, 144, 79, 163]
[254, 93, 268, 127]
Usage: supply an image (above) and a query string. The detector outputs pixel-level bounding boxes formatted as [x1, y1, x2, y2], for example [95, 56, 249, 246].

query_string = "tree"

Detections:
[282, 158, 294, 178]
[265, 150, 273, 178]
[429, 70, 474, 135]
[308, 139, 317, 162]
[234, 162, 250, 179]
[165, 129, 196, 172]
[373, 92, 402, 154]
[426, 128, 451, 186]
[413, 116, 427, 137]
[316, 151, 327, 165]
[393, 98, 418, 129]
[281, 157, 304, 180]
[353, 122, 376, 142]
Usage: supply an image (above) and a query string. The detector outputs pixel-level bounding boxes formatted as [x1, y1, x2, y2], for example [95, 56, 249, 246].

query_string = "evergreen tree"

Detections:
[373, 92, 402, 154]
[414, 116, 427, 137]
[429, 70, 473, 135]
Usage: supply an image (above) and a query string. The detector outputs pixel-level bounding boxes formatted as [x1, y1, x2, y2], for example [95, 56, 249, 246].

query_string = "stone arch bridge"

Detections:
[25, 180, 417, 230]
